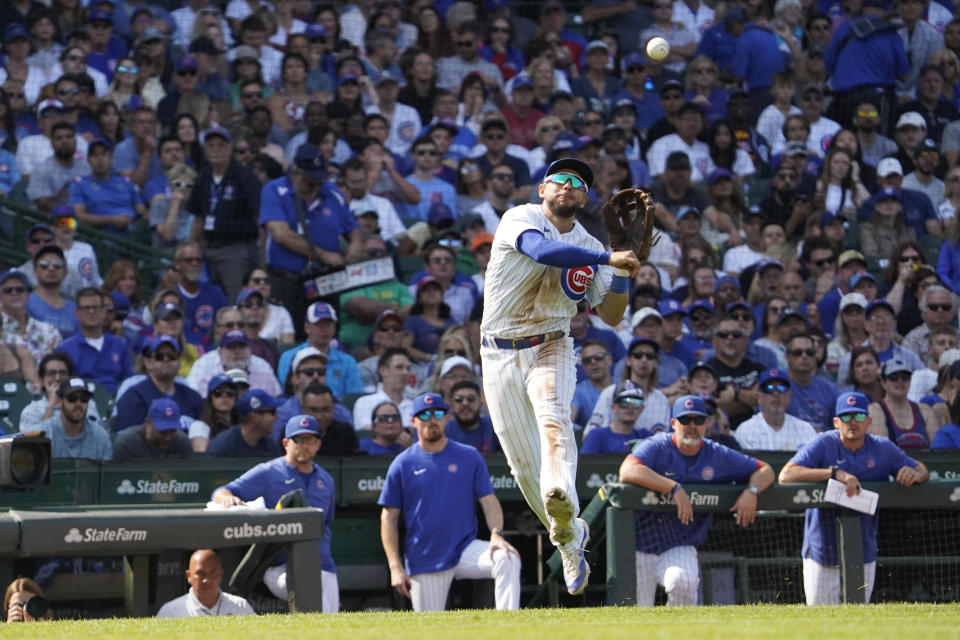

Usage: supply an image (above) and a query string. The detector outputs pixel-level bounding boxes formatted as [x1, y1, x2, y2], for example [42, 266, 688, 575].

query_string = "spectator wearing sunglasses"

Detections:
[620, 394, 774, 606]
[359, 401, 409, 455]
[26, 244, 78, 338]
[735, 369, 817, 451]
[835, 299, 925, 385]
[35, 376, 112, 461]
[56, 287, 133, 395]
[705, 316, 763, 428]
[581, 382, 653, 454]
[187, 374, 239, 453]
[49, 206, 101, 293]
[114, 334, 203, 431]
[445, 379, 499, 454]
[867, 358, 939, 449]
[779, 391, 928, 605]
[786, 331, 842, 433]
[587, 336, 671, 436]
[901, 285, 960, 368]
[273, 346, 353, 439]
[235, 289, 278, 370]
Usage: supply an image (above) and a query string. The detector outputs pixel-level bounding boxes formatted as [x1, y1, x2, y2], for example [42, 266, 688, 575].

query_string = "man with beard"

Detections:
[27, 122, 90, 211]
[213, 414, 339, 611]
[479, 157, 639, 596]
[379, 392, 520, 612]
[619, 394, 774, 606]
[444, 379, 499, 454]
[706, 317, 763, 427]
[36, 376, 112, 460]
[114, 335, 203, 430]
[157, 241, 227, 347]
[852, 101, 897, 167]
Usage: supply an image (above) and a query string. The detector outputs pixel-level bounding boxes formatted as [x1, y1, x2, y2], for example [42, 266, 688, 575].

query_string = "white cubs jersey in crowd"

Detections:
[481, 203, 613, 338]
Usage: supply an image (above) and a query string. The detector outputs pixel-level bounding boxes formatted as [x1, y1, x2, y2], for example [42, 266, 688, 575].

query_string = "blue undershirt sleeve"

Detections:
[516, 229, 610, 268]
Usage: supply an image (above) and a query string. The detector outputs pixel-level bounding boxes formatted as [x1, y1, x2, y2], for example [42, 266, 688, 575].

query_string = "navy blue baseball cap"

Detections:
[658, 299, 686, 317]
[672, 395, 708, 419]
[147, 398, 181, 431]
[4, 23, 28, 40]
[776, 307, 808, 328]
[155, 302, 183, 320]
[412, 392, 448, 415]
[687, 299, 715, 315]
[621, 50, 647, 71]
[689, 360, 717, 378]
[865, 298, 895, 317]
[88, 137, 113, 153]
[237, 389, 283, 415]
[146, 334, 181, 355]
[757, 258, 784, 274]
[305, 23, 327, 39]
[628, 335, 660, 354]
[88, 8, 113, 23]
[758, 368, 791, 387]
[835, 391, 869, 416]
[293, 143, 326, 180]
[428, 201, 454, 226]
[512, 74, 533, 90]
[0, 269, 30, 289]
[175, 54, 198, 72]
[850, 272, 876, 289]
[207, 373, 235, 394]
[724, 299, 751, 314]
[715, 274, 741, 294]
[219, 329, 249, 348]
[545, 158, 594, 190]
[236, 288, 263, 305]
[201, 125, 231, 144]
[285, 414, 321, 438]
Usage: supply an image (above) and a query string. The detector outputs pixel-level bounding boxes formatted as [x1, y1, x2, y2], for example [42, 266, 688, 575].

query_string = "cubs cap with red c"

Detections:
[285, 414, 321, 438]
[147, 397, 181, 431]
[412, 392, 448, 415]
[835, 391, 869, 416]
[672, 394, 708, 419]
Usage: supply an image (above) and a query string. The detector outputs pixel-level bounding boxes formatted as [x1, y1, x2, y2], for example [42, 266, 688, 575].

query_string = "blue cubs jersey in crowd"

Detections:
[378, 439, 494, 575]
[179, 282, 227, 347]
[68, 174, 142, 224]
[216, 456, 337, 572]
[789, 430, 918, 565]
[628, 432, 762, 554]
[581, 426, 652, 454]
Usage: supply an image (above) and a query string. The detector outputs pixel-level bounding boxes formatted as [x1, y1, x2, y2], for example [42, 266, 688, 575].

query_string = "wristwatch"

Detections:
[829, 465, 839, 480]
[491, 528, 505, 537]
[745, 485, 759, 495]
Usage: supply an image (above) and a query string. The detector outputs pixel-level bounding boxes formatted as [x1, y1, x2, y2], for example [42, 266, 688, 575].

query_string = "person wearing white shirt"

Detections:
[735, 369, 818, 451]
[365, 71, 423, 156]
[186, 330, 281, 398]
[671, 0, 715, 43]
[171, 2, 235, 49]
[156, 549, 255, 618]
[352, 348, 415, 431]
[723, 210, 767, 276]
[646, 103, 713, 181]
[227, 16, 283, 85]
[908, 341, 960, 403]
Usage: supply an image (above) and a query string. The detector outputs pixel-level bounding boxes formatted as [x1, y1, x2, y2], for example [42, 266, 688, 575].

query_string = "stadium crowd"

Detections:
[0, 0, 957, 617]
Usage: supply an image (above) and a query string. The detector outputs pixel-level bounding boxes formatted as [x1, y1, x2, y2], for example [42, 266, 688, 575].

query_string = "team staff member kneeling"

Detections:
[779, 391, 928, 605]
[619, 395, 774, 606]
[212, 414, 338, 612]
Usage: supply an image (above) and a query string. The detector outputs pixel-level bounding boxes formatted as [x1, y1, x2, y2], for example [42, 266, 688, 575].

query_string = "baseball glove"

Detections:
[600, 188, 661, 264]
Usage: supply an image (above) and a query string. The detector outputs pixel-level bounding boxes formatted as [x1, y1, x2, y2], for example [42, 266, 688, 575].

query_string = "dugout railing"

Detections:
[529, 480, 960, 607]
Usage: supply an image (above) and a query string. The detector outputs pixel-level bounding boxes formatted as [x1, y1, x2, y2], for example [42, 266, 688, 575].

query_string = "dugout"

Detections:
[2, 451, 960, 614]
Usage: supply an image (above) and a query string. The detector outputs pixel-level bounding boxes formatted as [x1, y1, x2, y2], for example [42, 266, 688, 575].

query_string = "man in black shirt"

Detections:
[188, 126, 261, 302]
[301, 382, 358, 456]
[706, 317, 763, 427]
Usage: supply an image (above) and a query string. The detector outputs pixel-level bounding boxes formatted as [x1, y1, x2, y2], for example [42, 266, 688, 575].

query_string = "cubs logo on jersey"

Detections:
[195, 305, 215, 329]
[560, 265, 596, 301]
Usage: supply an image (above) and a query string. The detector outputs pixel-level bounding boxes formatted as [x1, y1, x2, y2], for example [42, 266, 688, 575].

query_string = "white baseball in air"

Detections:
[645, 37, 670, 61]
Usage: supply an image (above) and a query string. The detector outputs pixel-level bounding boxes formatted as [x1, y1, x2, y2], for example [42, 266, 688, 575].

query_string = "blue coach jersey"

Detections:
[628, 432, 762, 554]
[378, 440, 494, 576]
[216, 457, 337, 572]
[789, 430, 918, 565]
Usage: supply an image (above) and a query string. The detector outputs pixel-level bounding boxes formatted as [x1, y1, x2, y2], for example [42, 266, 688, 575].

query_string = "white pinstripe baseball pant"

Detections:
[263, 565, 340, 613]
[635, 546, 700, 606]
[802, 558, 877, 605]
[480, 337, 581, 546]
[409, 539, 522, 612]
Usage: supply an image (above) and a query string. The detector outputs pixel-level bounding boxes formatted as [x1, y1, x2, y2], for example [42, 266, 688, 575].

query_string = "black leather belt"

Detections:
[481, 331, 565, 350]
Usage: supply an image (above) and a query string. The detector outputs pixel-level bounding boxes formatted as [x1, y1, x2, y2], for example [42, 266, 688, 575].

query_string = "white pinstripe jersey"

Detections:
[480, 203, 613, 338]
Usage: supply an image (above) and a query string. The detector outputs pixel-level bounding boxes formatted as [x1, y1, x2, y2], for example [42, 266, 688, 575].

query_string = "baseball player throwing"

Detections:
[778, 391, 929, 605]
[378, 392, 521, 611]
[479, 158, 644, 594]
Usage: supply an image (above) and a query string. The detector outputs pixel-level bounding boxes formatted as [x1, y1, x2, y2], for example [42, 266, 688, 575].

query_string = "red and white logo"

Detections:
[560, 265, 595, 301]
[701, 466, 715, 480]
[847, 396, 858, 406]
[447, 464, 458, 473]
[684, 398, 695, 409]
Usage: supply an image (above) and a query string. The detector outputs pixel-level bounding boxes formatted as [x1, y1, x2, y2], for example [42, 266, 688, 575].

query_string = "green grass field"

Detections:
[3, 604, 958, 640]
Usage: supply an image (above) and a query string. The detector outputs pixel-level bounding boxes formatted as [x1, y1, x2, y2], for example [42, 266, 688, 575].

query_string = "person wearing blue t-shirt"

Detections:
[70, 138, 145, 236]
[395, 136, 458, 222]
[56, 287, 133, 395]
[358, 401, 408, 456]
[378, 393, 521, 612]
[785, 332, 840, 432]
[212, 414, 339, 612]
[580, 383, 652, 454]
[573, 340, 613, 426]
[619, 395, 774, 606]
[155, 242, 228, 347]
[444, 380, 500, 454]
[26, 245, 78, 338]
[779, 391, 928, 605]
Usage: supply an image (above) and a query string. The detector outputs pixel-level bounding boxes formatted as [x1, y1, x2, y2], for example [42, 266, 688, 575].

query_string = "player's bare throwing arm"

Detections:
[480, 158, 642, 594]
